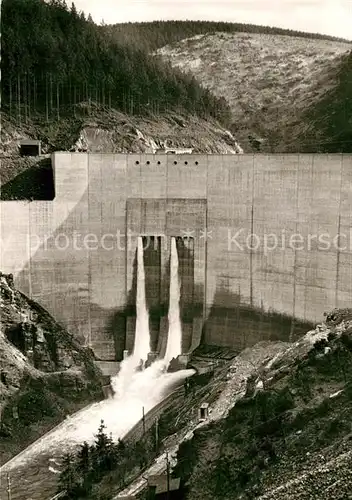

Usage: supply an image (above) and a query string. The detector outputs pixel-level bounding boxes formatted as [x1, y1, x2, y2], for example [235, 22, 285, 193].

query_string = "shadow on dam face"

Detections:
[18, 244, 315, 362]
[108, 282, 314, 360]
[107, 241, 314, 361]
[0, 158, 55, 201]
[200, 283, 314, 352]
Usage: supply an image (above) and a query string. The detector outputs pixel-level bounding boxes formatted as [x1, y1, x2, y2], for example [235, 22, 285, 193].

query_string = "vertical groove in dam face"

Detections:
[143, 236, 162, 352]
[164, 237, 182, 364]
[176, 237, 195, 352]
[177, 237, 195, 322]
[133, 236, 150, 363]
[156, 236, 197, 357]
[124, 248, 138, 354]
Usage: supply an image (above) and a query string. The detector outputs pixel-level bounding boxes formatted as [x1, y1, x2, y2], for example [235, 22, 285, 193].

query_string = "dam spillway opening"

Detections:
[164, 236, 183, 364]
[127, 235, 195, 365]
[131, 236, 151, 366]
[144, 236, 162, 353]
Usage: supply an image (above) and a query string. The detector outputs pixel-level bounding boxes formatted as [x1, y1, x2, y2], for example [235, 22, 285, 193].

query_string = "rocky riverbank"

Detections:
[0, 272, 104, 465]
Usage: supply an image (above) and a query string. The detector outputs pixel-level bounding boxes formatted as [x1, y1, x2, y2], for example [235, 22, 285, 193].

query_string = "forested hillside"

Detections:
[104, 20, 350, 52]
[1, 0, 231, 125]
[297, 50, 352, 152]
[2, 1, 351, 156]
[156, 31, 352, 153]
[174, 311, 352, 499]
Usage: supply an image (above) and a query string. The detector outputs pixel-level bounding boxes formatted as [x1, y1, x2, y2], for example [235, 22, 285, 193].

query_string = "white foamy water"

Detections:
[2, 363, 194, 471]
[132, 236, 151, 364]
[1, 236, 193, 472]
[164, 237, 182, 364]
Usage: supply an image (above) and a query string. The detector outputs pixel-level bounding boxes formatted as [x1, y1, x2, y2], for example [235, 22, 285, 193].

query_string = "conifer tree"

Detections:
[58, 453, 80, 496]
[1, 0, 234, 125]
[76, 441, 90, 474]
[92, 419, 115, 475]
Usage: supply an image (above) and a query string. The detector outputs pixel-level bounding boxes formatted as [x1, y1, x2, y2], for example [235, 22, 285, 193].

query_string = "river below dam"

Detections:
[0, 237, 194, 499]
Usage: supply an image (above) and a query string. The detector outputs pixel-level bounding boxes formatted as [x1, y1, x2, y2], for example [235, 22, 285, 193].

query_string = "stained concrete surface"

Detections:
[0, 154, 351, 360]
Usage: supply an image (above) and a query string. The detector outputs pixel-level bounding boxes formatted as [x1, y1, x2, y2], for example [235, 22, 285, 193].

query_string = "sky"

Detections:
[72, 0, 352, 40]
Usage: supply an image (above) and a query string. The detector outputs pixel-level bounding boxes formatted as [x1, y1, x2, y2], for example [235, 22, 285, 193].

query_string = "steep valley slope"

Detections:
[88, 309, 352, 500]
[0, 273, 104, 465]
[172, 309, 352, 500]
[156, 32, 352, 153]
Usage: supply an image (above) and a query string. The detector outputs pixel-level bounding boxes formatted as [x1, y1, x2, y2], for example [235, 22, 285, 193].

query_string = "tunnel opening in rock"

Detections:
[5, 324, 26, 353]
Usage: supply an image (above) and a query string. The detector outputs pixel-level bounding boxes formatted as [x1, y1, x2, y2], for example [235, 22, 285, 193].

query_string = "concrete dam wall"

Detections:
[1, 153, 351, 361]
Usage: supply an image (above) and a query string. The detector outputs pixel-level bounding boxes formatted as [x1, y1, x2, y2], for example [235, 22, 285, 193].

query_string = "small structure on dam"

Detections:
[1, 153, 351, 372]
